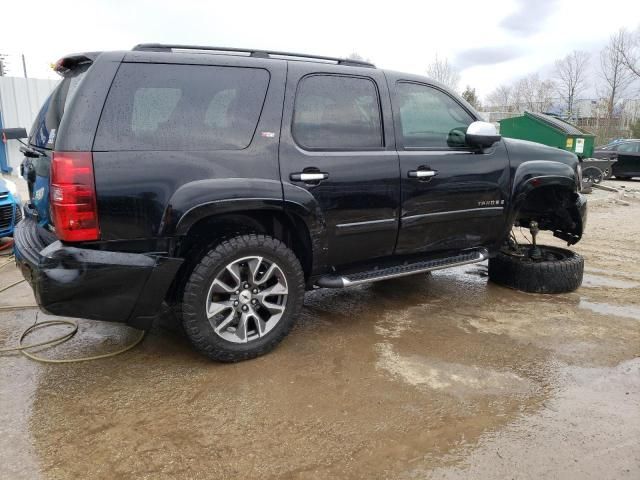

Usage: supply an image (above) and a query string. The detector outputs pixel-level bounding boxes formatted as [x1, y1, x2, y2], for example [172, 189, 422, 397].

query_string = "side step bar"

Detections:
[315, 249, 488, 288]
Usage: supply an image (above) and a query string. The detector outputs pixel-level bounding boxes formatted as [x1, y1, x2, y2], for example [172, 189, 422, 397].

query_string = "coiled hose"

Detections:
[0, 254, 146, 363]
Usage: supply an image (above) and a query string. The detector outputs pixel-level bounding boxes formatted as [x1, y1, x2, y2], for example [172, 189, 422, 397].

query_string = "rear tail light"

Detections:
[50, 152, 100, 242]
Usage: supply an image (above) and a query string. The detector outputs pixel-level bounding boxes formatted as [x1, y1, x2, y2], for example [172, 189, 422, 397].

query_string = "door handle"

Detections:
[408, 170, 437, 178]
[290, 172, 329, 182]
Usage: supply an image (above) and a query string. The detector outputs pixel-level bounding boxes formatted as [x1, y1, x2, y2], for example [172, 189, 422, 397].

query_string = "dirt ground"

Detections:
[1, 180, 639, 480]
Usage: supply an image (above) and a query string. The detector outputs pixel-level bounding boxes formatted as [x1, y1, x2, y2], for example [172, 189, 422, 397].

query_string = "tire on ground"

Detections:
[488, 246, 584, 294]
[181, 234, 305, 362]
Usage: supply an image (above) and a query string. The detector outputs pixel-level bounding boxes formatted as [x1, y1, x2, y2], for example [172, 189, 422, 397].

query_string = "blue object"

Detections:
[0, 178, 22, 237]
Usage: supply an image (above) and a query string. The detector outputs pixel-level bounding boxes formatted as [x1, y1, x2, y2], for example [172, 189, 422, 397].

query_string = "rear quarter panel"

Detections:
[91, 55, 287, 245]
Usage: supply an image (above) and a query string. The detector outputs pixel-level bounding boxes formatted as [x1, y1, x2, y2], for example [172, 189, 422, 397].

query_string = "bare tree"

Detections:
[536, 78, 556, 113]
[346, 52, 372, 63]
[513, 74, 555, 113]
[600, 30, 634, 119]
[613, 27, 640, 80]
[485, 85, 513, 110]
[426, 55, 460, 91]
[554, 50, 590, 116]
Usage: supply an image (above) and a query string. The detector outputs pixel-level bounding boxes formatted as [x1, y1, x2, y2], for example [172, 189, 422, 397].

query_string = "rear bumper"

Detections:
[14, 214, 183, 329]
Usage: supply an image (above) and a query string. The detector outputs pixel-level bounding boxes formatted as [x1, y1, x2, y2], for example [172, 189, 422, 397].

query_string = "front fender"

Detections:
[509, 161, 577, 213]
[512, 161, 577, 195]
[506, 161, 585, 245]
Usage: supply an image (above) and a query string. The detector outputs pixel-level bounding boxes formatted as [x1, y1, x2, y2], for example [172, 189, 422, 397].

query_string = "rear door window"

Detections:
[617, 142, 640, 153]
[94, 63, 269, 151]
[292, 74, 383, 150]
[29, 65, 89, 149]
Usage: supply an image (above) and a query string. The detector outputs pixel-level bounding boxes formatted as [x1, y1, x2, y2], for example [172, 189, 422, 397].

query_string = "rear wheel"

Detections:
[489, 245, 583, 294]
[181, 234, 305, 362]
[582, 166, 603, 184]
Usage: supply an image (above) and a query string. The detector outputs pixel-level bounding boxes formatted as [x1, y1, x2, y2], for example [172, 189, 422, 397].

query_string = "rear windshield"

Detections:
[93, 63, 270, 151]
[29, 65, 90, 149]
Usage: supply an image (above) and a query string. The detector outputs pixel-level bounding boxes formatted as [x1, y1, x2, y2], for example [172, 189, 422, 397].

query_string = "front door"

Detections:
[388, 77, 510, 255]
[279, 63, 400, 269]
[613, 141, 640, 177]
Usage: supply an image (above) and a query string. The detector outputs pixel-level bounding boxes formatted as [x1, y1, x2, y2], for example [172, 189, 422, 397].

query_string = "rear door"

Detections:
[388, 76, 510, 255]
[279, 63, 400, 268]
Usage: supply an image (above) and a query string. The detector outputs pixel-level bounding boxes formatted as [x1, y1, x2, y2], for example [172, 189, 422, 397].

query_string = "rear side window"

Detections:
[293, 74, 383, 150]
[617, 142, 640, 153]
[396, 82, 474, 149]
[94, 64, 269, 151]
[29, 65, 89, 149]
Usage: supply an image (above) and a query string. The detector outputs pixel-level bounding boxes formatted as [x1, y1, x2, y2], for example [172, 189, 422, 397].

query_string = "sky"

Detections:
[1, 0, 639, 99]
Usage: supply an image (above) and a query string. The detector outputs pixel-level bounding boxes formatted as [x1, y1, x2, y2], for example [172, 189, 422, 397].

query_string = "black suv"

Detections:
[594, 139, 640, 179]
[8, 44, 587, 362]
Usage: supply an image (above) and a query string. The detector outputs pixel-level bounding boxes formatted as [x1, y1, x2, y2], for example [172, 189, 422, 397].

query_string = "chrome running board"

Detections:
[315, 249, 488, 288]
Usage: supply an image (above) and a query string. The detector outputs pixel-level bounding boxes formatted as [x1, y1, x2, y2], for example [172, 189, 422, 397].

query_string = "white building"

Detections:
[0, 76, 59, 174]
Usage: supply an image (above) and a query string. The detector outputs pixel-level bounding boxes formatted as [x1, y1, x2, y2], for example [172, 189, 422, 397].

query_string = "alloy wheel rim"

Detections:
[205, 256, 288, 344]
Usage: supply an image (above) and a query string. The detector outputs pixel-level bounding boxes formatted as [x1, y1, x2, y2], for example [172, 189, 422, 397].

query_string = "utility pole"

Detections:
[22, 54, 28, 78]
[0, 53, 7, 77]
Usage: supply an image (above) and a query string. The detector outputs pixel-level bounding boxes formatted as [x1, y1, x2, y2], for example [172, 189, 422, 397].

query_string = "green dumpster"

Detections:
[499, 111, 595, 159]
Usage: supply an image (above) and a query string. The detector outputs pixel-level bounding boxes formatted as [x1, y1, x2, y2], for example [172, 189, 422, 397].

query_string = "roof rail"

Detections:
[131, 43, 376, 68]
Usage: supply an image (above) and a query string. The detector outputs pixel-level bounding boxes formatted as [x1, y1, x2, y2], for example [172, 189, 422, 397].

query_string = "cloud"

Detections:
[454, 46, 524, 69]
[500, 0, 558, 35]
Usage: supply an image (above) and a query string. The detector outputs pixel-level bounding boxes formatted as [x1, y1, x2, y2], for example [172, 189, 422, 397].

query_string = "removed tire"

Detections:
[488, 245, 583, 294]
[182, 234, 305, 362]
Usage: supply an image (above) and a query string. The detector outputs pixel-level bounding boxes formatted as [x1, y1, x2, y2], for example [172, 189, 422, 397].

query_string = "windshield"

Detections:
[29, 64, 90, 149]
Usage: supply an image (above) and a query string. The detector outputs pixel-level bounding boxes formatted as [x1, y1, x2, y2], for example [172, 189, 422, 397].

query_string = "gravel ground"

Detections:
[0, 179, 639, 480]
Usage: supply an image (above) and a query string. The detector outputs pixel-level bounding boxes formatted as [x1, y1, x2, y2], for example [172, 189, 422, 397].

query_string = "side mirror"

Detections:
[1, 127, 28, 143]
[466, 121, 500, 149]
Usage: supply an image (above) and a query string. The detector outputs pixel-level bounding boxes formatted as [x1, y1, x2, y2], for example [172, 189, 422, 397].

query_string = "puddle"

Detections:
[406, 359, 640, 479]
[581, 274, 639, 289]
[376, 342, 536, 397]
[585, 266, 640, 282]
[579, 299, 640, 321]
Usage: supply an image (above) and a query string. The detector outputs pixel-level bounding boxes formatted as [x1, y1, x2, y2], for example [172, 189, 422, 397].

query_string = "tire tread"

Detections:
[181, 234, 305, 362]
[488, 245, 583, 294]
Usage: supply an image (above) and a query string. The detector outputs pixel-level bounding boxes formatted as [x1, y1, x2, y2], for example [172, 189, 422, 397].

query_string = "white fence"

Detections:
[0, 76, 59, 174]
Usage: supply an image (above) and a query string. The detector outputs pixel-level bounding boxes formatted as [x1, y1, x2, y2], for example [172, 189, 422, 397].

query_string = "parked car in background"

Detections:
[595, 139, 626, 150]
[594, 139, 640, 180]
[0, 177, 22, 237]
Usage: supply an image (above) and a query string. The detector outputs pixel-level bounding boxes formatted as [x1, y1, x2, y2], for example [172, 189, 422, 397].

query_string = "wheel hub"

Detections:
[204, 255, 288, 344]
[238, 290, 252, 304]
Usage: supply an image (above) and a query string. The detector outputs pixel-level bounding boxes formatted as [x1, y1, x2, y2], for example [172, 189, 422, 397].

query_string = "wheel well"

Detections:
[515, 185, 579, 232]
[166, 210, 313, 305]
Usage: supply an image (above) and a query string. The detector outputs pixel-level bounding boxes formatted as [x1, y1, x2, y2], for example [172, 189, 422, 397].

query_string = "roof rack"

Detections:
[132, 43, 375, 68]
